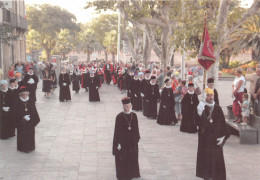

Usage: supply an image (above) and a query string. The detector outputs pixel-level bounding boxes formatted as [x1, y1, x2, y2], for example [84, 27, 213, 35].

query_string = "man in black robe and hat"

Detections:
[196, 88, 230, 180]
[113, 97, 141, 180]
[180, 82, 199, 133]
[59, 67, 71, 102]
[202, 78, 219, 105]
[141, 70, 151, 117]
[157, 78, 177, 125]
[87, 69, 100, 102]
[23, 67, 39, 103]
[0, 80, 13, 139]
[15, 86, 40, 153]
[145, 76, 160, 119]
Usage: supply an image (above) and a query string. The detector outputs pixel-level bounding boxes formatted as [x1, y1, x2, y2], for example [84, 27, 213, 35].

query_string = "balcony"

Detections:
[0, 8, 11, 25]
[16, 15, 27, 30]
[0, 8, 27, 31]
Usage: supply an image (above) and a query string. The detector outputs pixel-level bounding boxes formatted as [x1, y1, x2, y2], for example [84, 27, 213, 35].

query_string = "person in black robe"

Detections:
[42, 68, 53, 98]
[145, 76, 160, 119]
[7, 79, 19, 137]
[157, 78, 178, 125]
[87, 70, 100, 102]
[113, 97, 141, 180]
[103, 61, 113, 85]
[51, 67, 57, 90]
[207, 78, 219, 105]
[141, 70, 151, 117]
[196, 88, 230, 180]
[0, 80, 12, 139]
[82, 68, 89, 92]
[15, 72, 23, 88]
[180, 82, 199, 133]
[126, 69, 134, 97]
[59, 68, 71, 102]
[130, 73, 142, 111]
[15, 86, 40, 153]
[23, 67, 39, 103]
[72, 66, 81, 93]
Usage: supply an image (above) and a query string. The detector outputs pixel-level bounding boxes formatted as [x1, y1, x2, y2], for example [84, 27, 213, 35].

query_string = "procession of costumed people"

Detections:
[1, 60, 231, 180]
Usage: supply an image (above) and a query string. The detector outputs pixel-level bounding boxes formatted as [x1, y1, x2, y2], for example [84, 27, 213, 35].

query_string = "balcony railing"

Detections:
[0, 8, 11, 25]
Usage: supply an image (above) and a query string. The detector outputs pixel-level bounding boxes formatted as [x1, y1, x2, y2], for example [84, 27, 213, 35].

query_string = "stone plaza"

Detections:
[0, 80, 260, 180]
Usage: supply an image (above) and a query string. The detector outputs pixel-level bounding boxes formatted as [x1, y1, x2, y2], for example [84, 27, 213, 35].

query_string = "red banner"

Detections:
[198, 19, 216, 70]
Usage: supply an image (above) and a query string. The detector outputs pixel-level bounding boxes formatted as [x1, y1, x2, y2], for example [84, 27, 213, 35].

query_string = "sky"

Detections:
[24, 0, 254, 24]
[25, 0, 110, 23]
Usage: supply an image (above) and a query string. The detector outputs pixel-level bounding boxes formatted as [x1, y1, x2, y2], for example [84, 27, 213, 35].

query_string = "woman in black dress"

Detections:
[42, 67, 53, 98]
[72, 65, 81, 93]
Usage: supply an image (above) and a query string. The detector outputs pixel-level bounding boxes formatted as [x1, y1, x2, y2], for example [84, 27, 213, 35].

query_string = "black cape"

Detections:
[59, 73, 71, 101]
[130, 79, 142, 111]
[145, 83, 160, 119]
[15, 98, 40, 152]
[157, 87, 177, 125]
[126, 74, 134, 97]
[113, 112, 141, 180]
[87, 75, 100, 102]
[23, 73, 39, 102]
[180, 92, 199, 133]
[196, 104, 230, 180]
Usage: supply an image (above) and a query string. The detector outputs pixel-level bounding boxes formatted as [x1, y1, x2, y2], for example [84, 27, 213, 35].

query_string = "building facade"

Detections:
[0, 0, 27, 79]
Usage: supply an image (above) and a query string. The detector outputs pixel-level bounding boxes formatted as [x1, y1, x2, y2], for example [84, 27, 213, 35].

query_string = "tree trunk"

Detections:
[252, 50, 260, 63]
[46, 50, 51, 62]
[112, 50, 115, 63]
[87, 45, 90, 61]
[104, 49, 108, 61]
[161, 27, 170, 74]
[142, 33, 151, 65]
[207, 0, 229, 80]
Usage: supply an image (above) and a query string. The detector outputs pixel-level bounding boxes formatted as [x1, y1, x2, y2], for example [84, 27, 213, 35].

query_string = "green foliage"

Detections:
[26, 29, 41, 53]
[229, 60, 240, 68]
[26, 4, 80, 61]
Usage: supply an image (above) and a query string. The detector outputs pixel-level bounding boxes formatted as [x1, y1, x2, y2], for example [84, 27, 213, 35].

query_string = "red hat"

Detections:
[19, 86, 29, 93]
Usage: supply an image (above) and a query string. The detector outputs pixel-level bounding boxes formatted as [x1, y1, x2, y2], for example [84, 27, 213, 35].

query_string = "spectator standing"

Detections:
[239, 93, 250, 125]
[232, 68, 246, 123]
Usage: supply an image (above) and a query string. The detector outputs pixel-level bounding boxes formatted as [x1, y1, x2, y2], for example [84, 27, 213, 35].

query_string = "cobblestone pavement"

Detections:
[0, 79, 259, 180]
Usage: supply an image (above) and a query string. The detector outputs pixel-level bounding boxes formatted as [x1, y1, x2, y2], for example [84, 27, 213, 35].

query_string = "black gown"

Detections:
[104, 64, 112, 85]
[7, 88, 19, 137]
[145, 83, 160, 119]
[180, 92, 199, 133]
[141, 79, 150, 117]
[214, 89, 219, 105]
[59, 73, 71, 102]
[42, 71, 52, 93]
[113, 112, 141, 180]
[72, 71, 81, 93]
[0, 90, 13, 139]
[130, 79, 142, 111]
[157, 87, 177, 125]
[196, 104, 230, 180]
[87, 75, 100, 102]
[126, 74, 133, 97]
[15, 98, 40, 152]
[23, 73, 39, 102]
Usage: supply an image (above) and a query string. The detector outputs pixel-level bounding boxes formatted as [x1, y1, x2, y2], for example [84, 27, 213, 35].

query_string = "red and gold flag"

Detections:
[198, 19, 215, 70]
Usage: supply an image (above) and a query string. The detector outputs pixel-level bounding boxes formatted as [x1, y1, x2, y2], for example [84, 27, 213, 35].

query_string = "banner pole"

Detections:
[203, 69, 207, 90]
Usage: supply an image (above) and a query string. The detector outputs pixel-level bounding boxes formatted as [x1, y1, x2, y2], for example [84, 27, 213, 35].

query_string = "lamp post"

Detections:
[117, 9, 121, 63]
[181, 0, 186, 80]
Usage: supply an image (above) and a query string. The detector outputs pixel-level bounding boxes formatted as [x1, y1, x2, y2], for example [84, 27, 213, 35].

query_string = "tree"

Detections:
[76, 25, 101, 61]
[228, 13, 260, 63]
[90, 14, 118, 61]
[26, 4, 80, 61]
[54, 29, 75, 60]
[103, 30, 117, 63]
[26, 29, 41, 53]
